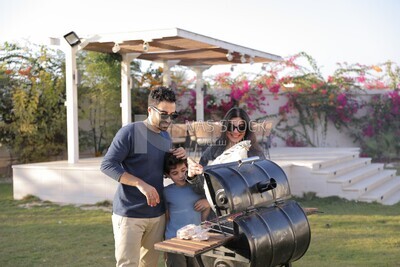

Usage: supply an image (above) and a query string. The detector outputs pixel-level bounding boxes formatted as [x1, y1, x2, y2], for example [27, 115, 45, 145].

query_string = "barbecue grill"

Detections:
[200, 157, 311, 267]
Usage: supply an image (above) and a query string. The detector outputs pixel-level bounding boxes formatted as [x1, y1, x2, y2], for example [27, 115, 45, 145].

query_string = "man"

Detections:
[101, 86, 186, 267]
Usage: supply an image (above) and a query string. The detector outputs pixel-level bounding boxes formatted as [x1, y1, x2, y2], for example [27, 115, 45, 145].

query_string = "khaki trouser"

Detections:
[112, 213, 166, 267]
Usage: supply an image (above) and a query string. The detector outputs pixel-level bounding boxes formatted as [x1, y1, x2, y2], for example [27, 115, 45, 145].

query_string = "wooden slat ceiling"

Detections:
[83, 28, 282, 67]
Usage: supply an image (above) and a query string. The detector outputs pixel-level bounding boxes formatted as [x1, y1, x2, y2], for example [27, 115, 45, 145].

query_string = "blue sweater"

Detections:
[100, 122, 171, 218]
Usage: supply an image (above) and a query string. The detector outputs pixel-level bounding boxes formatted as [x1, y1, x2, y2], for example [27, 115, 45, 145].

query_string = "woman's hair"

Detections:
[217, 107, 262, 153]
[163, 152, 187, 174]
[148, 86, 176, 106]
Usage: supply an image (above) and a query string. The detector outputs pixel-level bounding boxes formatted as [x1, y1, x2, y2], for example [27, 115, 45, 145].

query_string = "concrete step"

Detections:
[342, 170, 397, 199]
[270, 147, 360, 157]
[310, 153, 359, 170]
[270, 149, 360, 170]
[382, 183, 400, 205]
[270, 147, 400, 205]
[327, 163, 385, 185]
[358, 176, 400, 204]
[313, 158, 371, 177]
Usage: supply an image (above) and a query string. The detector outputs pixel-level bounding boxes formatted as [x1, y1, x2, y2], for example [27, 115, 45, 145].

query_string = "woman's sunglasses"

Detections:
[151, 106, 179, 120]
[227, 123, 247, 133]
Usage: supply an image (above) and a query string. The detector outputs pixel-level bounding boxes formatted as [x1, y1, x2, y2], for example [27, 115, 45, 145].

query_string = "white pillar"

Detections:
[162, 61, 171, 86]
[65, 45, 79, 163]
[121, 53, 139, 126]
[192, 66, 210, 121]
[162, 60, 180, 86]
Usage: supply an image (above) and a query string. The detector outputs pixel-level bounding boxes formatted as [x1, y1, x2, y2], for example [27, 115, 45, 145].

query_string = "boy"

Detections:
[163, 153, 210, 267]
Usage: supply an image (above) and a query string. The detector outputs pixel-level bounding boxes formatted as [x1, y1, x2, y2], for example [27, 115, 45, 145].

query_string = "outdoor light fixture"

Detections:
[143, 41, 150, 52]
[112, 42, 120, 53]
[226, 51, 233, 61]
[230, 64, 236, 72]
[63, 31, 81, 47]
[240, 54, 247, 64]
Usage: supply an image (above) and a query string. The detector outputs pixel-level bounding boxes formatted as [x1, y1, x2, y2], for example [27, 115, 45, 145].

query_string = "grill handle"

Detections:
[237, 156, 260, 167]
[256, 178, 277, 193]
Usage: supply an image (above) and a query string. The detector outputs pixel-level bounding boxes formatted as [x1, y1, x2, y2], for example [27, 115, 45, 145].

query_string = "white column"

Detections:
[65, 46, 79, 163]
[121, 53, 139, 126]
[193, 66, 210, 121]
[162, 60, 180, 86]
[162, 61, 171, 86]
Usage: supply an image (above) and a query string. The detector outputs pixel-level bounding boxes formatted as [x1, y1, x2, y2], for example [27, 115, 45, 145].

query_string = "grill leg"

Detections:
[195, 255, 206, 267]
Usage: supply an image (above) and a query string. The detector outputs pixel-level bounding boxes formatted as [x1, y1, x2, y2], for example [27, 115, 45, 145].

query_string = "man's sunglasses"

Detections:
[227, 123, 247, 133]
[151, 106, 179, 120]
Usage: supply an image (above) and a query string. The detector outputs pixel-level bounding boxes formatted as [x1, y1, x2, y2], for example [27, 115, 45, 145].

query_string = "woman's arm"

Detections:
[186, 157, 205, 194]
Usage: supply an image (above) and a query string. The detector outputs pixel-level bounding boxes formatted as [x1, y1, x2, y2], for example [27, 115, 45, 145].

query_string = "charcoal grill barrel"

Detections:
[201, 158, 311, 267]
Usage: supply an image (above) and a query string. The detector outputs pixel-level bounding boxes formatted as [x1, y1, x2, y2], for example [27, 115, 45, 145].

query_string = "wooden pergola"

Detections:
[64, 28, 282, 163]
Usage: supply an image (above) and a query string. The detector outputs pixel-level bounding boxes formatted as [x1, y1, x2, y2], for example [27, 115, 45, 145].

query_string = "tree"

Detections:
[77, 51, 122, 156]
[0, 42, 66, 163]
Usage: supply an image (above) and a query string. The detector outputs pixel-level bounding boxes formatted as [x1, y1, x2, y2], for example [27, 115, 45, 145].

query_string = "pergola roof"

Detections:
[64, 28, 283, 163]
[83, 28, 282, 66]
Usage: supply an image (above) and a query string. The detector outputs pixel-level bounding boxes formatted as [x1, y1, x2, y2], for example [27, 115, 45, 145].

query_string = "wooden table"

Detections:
[155, 232, 234, 267]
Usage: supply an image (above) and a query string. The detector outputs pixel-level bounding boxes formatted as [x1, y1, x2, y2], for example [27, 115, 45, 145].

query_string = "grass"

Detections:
[0, 183, 115, 267]
[292, 194, 400, 267]
[1, 183, 400, 267]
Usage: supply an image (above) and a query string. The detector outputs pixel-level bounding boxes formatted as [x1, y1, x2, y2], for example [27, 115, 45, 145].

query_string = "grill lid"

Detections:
[203, 157, 291, 216]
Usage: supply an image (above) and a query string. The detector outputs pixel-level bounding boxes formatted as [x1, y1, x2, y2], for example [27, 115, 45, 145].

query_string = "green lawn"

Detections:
[292, 194, 400, 267]
[1, 183, 399, 267]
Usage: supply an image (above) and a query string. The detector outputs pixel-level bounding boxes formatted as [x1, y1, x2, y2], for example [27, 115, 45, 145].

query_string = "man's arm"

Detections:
[119, 172, 160, 207]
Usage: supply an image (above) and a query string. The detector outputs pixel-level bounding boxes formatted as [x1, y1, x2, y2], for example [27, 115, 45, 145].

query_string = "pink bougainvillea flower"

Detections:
[231, 87, 243, 100]
[269, 84, 280, 94]
[357, 76, 366, 83]
[242, 80, 249, 92]
[376, 80, 388, 89]
[388, 91, 400, 114]
[365, 80, 389, 90]
[248, 102, 255, 110]
[215, 72, 231, 80]
[265, 77, 274, 87]
[337, 93, 347, 104]
[362, 125, 375, 137]
[279, 103, 292, 114]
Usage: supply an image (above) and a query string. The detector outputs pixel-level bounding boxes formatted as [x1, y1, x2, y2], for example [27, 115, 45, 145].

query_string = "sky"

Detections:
[1, 0, 399, 78]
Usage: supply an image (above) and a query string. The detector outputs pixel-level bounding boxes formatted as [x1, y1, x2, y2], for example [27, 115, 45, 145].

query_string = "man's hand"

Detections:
[136, 180, 160, 207]
[120, 172, 160, 207]
[171, 147, 186, 159]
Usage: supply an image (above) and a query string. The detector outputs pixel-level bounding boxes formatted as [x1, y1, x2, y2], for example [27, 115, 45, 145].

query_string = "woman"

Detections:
[187, 107, 266, 192]
[199, 107, 265, 166]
